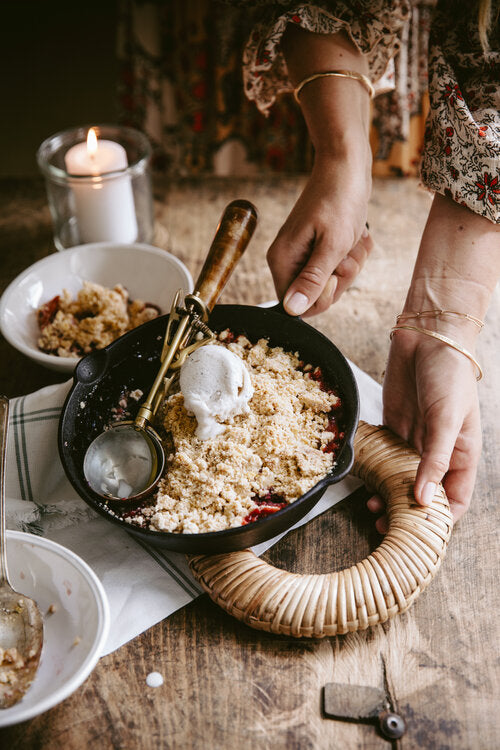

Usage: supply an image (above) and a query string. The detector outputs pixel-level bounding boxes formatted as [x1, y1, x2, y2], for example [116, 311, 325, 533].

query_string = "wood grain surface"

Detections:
[0, 176, 498, 749]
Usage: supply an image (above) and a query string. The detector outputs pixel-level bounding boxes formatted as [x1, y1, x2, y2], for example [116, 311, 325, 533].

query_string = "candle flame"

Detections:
[87, 127, 98, 157]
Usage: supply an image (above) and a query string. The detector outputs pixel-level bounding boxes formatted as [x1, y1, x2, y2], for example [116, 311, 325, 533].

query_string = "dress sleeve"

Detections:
[420, 2, 500, 224]
[240, 2, 411, 114]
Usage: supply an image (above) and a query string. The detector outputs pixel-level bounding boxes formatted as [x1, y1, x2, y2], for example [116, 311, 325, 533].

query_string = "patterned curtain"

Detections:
[117, 0, 434, 177]
[371, 0, 434, 177]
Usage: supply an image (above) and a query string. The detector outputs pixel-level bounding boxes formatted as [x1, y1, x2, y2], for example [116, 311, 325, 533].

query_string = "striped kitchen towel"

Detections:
[6, 361, 382, 655]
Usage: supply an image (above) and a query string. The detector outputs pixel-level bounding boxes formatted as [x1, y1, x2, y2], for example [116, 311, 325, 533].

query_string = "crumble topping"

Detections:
[36, 281, 161, 358]
[123, 333, 343, 534]
[0, 641, 39, 706]
[0, 646, 25, 684]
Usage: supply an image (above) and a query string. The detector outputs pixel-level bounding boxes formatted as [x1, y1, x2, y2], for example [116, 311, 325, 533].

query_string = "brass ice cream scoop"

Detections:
[83, 199, 258, 502]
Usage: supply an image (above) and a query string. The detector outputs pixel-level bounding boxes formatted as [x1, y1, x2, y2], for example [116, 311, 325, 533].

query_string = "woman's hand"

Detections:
[274, 24, 373, 317]
[267, 153, 373, 317]
[373, 329, 482, 529]
[368, 194, 500, 531]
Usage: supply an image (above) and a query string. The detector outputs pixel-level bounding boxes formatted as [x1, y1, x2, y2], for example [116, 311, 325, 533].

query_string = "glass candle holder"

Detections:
[37, 124, 154, 251]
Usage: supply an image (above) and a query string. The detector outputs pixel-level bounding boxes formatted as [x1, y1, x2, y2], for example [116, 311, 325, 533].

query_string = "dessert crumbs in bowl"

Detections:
[121, 331, 345, 534]
[36, 281, 161, 358]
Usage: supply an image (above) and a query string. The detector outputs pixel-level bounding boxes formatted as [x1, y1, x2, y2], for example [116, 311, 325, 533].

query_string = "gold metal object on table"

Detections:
[323, 683, 406, 740]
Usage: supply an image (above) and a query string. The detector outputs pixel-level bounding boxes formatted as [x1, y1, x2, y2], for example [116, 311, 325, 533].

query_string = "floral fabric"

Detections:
[239, 0, 500, 223]
[420, 1, 500, 222]
[117, 0, 313, 174]
[116, 1, 499, 223]
[117, 0, 431, 176]
[239, 1, 411, 112]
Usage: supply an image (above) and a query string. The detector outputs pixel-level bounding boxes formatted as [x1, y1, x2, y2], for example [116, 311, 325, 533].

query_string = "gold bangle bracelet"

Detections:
[390, 325, 483, 381]
[293, 70, 375, 103]
[396, 310, 484, 330]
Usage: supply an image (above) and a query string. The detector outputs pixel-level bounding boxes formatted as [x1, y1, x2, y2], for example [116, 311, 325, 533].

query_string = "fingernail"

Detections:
[284, 291, 309, 316]
[421, 481, 436, 506]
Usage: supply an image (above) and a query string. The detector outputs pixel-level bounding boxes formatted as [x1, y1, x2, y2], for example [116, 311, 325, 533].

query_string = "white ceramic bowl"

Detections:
[0, 530, 110, 727]
[0, 243, 193, 374]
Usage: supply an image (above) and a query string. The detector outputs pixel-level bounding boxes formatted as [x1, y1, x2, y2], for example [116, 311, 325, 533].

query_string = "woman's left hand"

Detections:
[367, 194, 500, 532]
[368, 327, 481, 532]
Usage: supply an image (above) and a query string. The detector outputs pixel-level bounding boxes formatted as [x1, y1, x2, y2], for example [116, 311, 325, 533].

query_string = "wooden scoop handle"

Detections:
[194, 199, 258, 312]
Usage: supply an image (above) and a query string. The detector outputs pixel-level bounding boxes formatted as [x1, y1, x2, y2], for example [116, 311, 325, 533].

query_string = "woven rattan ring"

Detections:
[188, 421, 454, 637]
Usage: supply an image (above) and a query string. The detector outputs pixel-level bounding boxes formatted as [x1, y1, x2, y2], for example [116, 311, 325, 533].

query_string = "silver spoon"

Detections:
[0, 395, 43, 709]
[83, 199, 258, 503]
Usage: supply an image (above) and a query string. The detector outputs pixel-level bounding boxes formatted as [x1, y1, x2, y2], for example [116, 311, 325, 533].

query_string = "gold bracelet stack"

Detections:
[293, 70, 375, 103]
[396, 309, 484, 330]
[390, 325, 483, 381]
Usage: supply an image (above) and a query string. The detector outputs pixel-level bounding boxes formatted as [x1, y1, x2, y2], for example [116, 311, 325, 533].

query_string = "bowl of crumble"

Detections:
[58, 302, 360, 554]
[0, 531, 110, 727]
[0, 242, 193, 374]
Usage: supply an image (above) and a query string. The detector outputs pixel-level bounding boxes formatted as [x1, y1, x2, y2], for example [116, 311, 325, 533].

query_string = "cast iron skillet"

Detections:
[58, 302, 359, 554]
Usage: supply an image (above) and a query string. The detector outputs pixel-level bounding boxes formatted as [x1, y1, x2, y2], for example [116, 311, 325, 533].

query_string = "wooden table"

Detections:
[1, 176, 499, 749]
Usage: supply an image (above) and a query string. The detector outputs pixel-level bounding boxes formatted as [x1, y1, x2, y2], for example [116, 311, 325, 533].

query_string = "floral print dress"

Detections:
[237, 0, 500, 224]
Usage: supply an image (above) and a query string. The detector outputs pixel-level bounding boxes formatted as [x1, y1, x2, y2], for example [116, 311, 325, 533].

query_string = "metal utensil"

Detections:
[0, 395, 43, 709]
[82, 199, 258, 502]
[323, 683, 406, 740]
[59, 302, 359, 554]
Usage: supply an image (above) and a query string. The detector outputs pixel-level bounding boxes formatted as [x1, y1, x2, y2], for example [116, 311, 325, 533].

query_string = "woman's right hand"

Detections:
[273, 24, 374, 317]
[267, 152, 373, 317]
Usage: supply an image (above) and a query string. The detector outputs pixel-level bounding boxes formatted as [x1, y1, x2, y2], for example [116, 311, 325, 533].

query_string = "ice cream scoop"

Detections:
[180, 344, 253, 440]
[82, 199, 258, 502]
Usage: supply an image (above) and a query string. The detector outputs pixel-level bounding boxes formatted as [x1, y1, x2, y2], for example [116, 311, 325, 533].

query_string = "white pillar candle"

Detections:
[65, 128, 138, 244]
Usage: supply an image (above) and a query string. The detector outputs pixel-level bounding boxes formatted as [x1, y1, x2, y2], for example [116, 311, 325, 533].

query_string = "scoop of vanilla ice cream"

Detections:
[180, 344, 253, 440]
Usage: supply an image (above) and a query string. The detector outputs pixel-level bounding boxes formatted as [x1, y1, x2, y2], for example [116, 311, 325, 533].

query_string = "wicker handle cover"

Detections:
[188, 421, 454, 637]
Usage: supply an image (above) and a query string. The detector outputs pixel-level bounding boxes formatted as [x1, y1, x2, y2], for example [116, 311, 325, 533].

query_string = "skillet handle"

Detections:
[194, 200, 258, 312]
